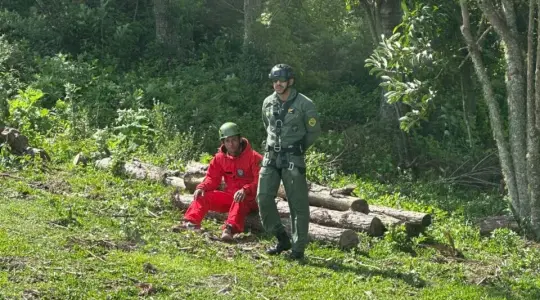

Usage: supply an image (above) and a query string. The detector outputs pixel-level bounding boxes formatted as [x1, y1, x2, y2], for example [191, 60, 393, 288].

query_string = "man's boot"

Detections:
[266, 230, 291, 255]
[221, 224, 234, 243]
[288, 250, 305, 260]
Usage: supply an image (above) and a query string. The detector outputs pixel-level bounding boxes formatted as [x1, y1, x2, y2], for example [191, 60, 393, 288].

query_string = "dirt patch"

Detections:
[0, 256, 27, 271]
[31, 178, 72, 195]
[462, 260, 502, 286]
[65, 236, 138, 253]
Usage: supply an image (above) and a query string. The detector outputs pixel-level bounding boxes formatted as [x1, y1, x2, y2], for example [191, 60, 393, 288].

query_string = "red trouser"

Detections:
[183, 190, 258, 233]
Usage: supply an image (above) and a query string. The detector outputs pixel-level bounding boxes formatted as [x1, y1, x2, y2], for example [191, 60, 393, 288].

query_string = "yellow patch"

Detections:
[308, 117, 317, 127]
[288, 108, 294, 113]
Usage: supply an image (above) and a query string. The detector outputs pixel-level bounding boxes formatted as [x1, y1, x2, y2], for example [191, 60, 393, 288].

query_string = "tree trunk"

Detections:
[460, 0, 520, 220]
[496, 0, 530, 218]
[530, 0, 540, 236]
[460, 55, 477, 148]
[461, 0, 540, 237]
[153, 0, 180, 54]
[275, 200, 384, 236]
[243, 0, 262, 55]
[360, 0, 410, 166]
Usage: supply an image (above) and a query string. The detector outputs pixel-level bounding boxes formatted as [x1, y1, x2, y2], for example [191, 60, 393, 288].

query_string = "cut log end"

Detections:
[421, 215, 432, 227]
[349, 199, 370, 214]
[338, 230, 360, 250]
[368, 217, 385, 237]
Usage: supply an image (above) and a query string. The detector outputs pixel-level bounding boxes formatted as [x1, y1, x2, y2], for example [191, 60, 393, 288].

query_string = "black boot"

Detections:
[288, 250, 305, 260]
[266, 230, 291, 255]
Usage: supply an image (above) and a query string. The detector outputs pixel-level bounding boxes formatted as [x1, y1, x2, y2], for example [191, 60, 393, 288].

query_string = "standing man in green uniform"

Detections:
[257, 64, 321, 260]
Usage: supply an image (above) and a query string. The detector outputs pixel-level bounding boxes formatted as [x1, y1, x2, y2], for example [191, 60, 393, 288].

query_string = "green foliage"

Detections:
[0, 0, 513, 188]
[6, 87, 68, 146]
[485, 228, 524, 255]
[199, 152, 214, 164]
[0, 35, 24, 121]
[93, 108, 156, 158]
[305, 150, 342, 184]
[365, 31, 437, 132]
[384, 225, 413, 252]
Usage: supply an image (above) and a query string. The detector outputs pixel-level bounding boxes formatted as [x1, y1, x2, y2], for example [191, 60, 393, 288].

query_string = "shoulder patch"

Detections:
[308, 117, 317, 127]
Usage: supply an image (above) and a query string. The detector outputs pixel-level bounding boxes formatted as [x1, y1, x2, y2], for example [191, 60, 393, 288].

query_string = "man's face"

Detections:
[273, 78, 293, 94]
[222, 135, 241, 155]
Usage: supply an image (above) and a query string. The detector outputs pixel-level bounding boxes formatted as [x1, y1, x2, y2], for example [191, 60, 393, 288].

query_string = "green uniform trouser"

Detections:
[257, 155, 310, 252]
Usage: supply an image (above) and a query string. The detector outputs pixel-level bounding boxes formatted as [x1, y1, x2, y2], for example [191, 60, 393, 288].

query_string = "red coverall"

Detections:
[183, 138, 263, 233]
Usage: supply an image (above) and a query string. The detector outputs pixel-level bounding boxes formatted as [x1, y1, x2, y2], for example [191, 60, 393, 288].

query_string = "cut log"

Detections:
[479, 215, 520, 236]
[369, 212, 425, 236]
[183, 162, 208, 192]
[165, 176, 186, 189]
[276, 201, 383, 236]
[279, 182, 369, 213]
[73, 153, 88, 166]
[95, 157, 171, 181]
[1, 127, 50, 161]
[369, 205, 431, 227]
[182, 163, 369, 213]
[330, 184, 357, 197]
[281, 218, 359, 250]
[171, 194, 358, 249]
[183, 161, 226, 191]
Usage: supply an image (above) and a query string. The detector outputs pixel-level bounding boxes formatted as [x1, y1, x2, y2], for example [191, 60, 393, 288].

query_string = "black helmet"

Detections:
[268, 64, 294, 81]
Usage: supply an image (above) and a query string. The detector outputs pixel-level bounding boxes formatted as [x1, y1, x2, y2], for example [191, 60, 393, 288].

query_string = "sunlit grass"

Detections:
[0, 164, 539, 299]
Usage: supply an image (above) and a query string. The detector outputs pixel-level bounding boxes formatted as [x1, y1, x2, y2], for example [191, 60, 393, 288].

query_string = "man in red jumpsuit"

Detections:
[174, 122, 263, 242]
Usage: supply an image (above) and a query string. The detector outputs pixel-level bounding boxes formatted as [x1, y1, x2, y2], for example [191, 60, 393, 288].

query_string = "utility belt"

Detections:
[264, 142, 305, 172]
[266, 143, 304, 156]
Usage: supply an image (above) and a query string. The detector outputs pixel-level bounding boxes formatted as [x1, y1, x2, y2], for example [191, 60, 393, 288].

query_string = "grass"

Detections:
[1, 163, 539, 299]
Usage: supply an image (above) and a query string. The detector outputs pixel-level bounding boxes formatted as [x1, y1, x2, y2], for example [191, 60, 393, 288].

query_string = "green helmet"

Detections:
[219, 122, 240, 140]
[269, 64, 294, 81]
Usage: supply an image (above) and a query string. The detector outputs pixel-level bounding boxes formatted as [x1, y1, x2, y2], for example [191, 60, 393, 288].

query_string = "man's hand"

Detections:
[233, 188, 246, 202]
[193, 189, 205, 200]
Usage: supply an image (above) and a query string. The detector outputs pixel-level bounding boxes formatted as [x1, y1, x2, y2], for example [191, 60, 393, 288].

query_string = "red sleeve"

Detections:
[196, 156, 223, 191]
[242, 151, 263, 196]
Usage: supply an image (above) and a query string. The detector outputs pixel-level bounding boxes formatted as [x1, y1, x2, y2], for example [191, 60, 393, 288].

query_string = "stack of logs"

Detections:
[94, 159, 433, 249]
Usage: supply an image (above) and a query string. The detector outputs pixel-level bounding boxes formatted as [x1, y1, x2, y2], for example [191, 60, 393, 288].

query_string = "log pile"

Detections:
[171, 194, 360, 250]
[177, 162, 432, 237]
[95, 159, 434, 247]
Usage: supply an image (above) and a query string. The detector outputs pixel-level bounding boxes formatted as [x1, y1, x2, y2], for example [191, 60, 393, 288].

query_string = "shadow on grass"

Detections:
[302, 257, 427, 288]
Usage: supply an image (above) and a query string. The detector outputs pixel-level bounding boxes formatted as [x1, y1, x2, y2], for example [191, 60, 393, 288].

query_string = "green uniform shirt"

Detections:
[262, 88, 321, 151]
